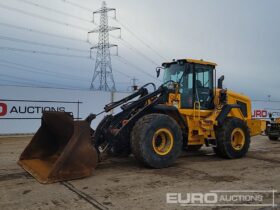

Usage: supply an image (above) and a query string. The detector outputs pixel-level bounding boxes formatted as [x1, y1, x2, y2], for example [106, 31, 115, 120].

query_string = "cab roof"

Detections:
[162, 58, 217, 67]
[186, 59, 217, 66]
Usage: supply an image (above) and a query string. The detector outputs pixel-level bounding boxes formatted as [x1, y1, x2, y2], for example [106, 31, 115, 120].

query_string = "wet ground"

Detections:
[0, 135, 279, 210]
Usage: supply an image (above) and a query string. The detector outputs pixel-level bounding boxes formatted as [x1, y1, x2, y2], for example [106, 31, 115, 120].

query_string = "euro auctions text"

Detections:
[166, 190, 277, 207]
[0, 99, 81, 119]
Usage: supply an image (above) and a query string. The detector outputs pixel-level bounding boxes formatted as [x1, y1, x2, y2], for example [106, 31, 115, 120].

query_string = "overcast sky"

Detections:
[0, 0, 279, 100]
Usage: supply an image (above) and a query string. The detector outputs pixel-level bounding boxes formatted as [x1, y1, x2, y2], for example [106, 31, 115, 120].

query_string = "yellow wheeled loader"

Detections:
[18, 58, 264, 183]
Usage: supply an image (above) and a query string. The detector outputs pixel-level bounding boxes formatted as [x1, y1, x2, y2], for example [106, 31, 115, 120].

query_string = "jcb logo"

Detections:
[0, 102, 7, 116]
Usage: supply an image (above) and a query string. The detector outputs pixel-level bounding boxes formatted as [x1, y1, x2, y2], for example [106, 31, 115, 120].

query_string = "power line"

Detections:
[0, 22, 88, 43]
[116, 55, 160, 81]
[17, 0, 92, 23]
[0, 68, 53, 85]
[0, 1, 160, 87]
[61, 0, 92, 12]
[114, 18, 167, 61]
[0, 59, 89, 81]
[0, 46, 89, 59]
[107, 34, 160, 66]
[0, 77, 36, 86]
[0, 35, 88, 53]
[44, 0, 165, 67]
[59, 0, 167, 61]
[108, 33, 161, 67]
[0, 70, 84, 89]
[114, 69, 132, 79]
[0, 25, 102, 81]
[0, 34, 155, 82]
[0, 2, 90, 31]
[0, 81, 93, 91]
[0, 63, 134, 91]
[1, 50, 138, 83]
[118, 37, 160, 66]
[2, 52, 143, 90]
[0, 61, 79, 81]
[2, 50, 88, 74]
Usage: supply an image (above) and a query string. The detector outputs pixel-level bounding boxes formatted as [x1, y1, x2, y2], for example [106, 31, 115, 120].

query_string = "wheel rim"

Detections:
[231, 128, 245, 151]
[152, 128, 174, 155]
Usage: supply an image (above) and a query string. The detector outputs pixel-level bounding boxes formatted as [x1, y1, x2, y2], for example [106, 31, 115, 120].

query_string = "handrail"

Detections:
[193, 101, 201, 121]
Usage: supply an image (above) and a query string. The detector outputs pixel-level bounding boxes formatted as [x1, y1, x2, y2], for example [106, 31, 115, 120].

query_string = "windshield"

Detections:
[163, 63, 185, 83]
[162, 62, 215, 109]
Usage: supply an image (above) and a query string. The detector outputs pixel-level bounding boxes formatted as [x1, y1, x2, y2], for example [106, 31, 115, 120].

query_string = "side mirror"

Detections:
[218, 75, 225, 89]
[156, 67, 162, 78]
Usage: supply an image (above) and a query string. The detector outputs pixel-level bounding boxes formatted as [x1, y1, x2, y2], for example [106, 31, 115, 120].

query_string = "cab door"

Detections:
[194, 64, 215, 110]
[179, 66, 194, 109]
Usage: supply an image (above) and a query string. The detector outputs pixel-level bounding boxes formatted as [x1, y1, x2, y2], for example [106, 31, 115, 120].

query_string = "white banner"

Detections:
[252, 100, 280, 119]
[0, 85, 129, 134]
[0, 99, 81, 119]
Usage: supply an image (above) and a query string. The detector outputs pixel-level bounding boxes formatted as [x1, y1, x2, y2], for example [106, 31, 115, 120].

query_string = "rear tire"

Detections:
[268, 135, 279, 141]
[131, 114, 182, 168]
[214, 117, 250, 159]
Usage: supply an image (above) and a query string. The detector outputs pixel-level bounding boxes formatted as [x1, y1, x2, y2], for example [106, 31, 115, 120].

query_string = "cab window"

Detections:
[195, 64, 214, 109]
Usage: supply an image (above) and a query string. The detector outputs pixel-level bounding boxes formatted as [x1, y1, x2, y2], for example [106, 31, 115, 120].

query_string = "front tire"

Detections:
[214, 117, 250, 159]
[131, 114, 182, 168]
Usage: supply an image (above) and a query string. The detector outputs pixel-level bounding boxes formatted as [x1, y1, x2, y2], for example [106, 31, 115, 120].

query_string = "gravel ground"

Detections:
[0, 135, 279, 210]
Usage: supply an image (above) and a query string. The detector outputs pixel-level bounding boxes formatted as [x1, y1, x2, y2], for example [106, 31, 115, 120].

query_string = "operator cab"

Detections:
[162, 59, 217, 110]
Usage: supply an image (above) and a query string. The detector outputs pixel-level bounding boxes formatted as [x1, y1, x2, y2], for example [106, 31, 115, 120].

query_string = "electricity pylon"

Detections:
[88, 1, 120, 91]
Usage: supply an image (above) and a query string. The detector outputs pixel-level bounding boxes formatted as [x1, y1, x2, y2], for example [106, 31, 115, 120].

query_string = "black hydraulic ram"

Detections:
[120, 86, 165, 111]
[86, 83, 157, 123]
[105, 88, 146, 112]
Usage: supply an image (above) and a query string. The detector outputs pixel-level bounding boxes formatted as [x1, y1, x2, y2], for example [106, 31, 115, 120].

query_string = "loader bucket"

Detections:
[18, 112, 98, 184]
